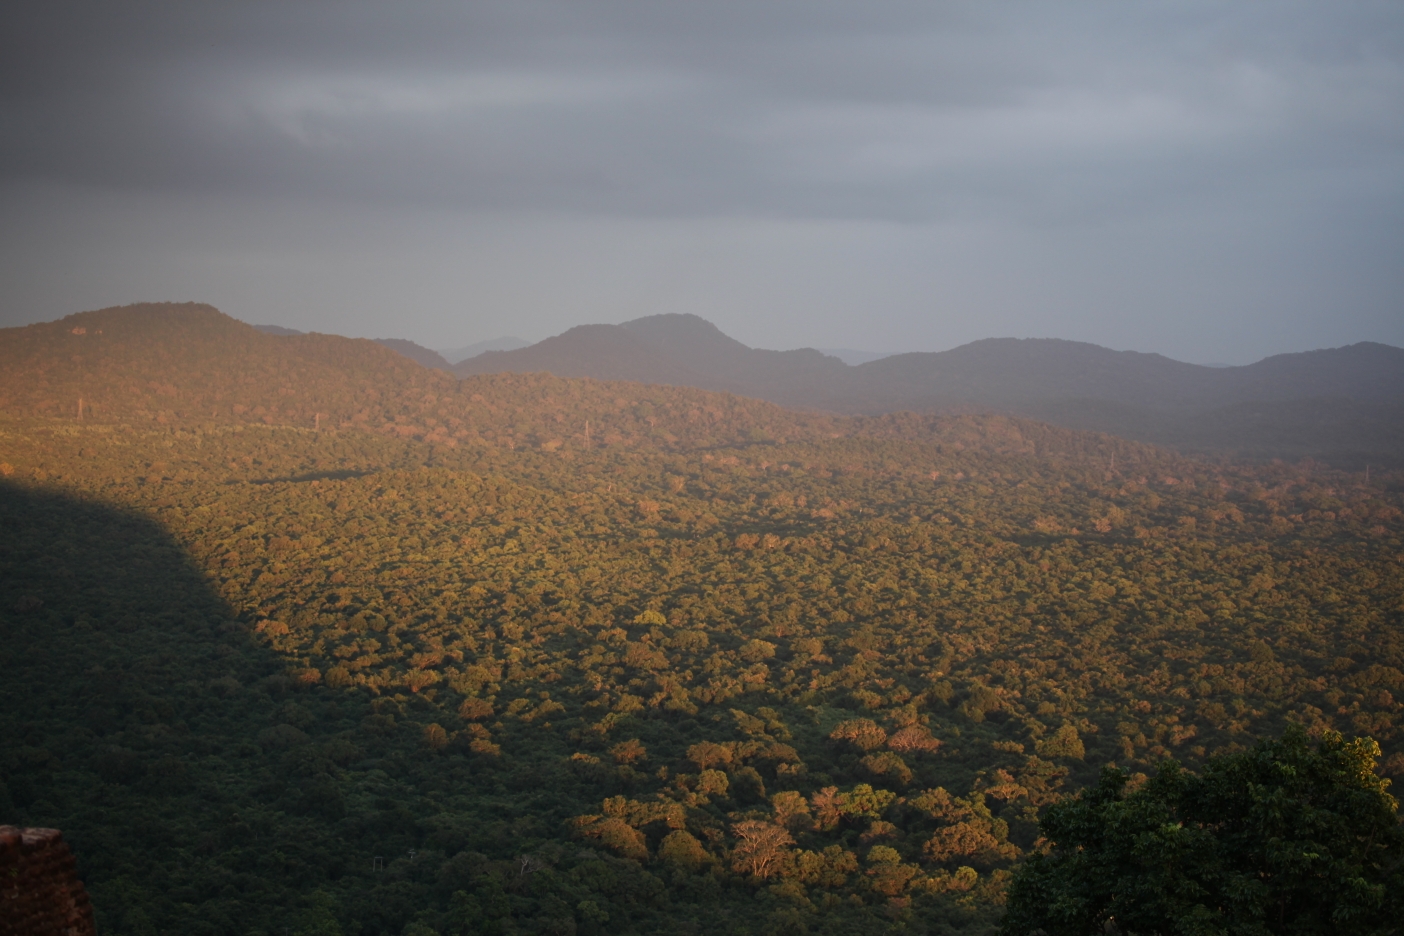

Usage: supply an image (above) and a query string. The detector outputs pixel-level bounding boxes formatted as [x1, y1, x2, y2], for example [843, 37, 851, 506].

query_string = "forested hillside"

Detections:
[0, 304, 849, 451]
[2, 304, 1402, 935]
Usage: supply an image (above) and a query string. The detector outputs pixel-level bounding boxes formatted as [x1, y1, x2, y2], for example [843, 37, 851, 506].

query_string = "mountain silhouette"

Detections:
[437, 336, 531, 364]
[254, 323, 452, 371]
[462, 317, 1404, 409]
[455, 314, 852, 403]
[0, 302, 888, 454]
[457, 322, 719, 387]
[6, 304, 1400, 465]
[1, 303, 451, 428]
[455, 314, 1404, 466]
[368, 338, 452, 371]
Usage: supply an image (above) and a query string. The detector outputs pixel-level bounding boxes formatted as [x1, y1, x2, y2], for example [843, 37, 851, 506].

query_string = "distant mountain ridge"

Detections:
[437, 336, 531, 364]
[455, 314, 855, 402]
[254, 323, 452, 372]
[8, 304, 1400, 466]
[2, 302, 1126, 464]
[816, 348, 898, 366]
[368, 339, 452, 372]
[456, 314, 1404, 407]
[455, 314, 1404, 466]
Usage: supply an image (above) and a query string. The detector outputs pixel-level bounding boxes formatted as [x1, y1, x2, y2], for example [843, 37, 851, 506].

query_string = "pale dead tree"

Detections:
[730, 821, 794, 879]
[518, 854, 544, 877]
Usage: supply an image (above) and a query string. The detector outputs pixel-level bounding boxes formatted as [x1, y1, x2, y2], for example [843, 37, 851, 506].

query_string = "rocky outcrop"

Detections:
[0, 827, 96, 936]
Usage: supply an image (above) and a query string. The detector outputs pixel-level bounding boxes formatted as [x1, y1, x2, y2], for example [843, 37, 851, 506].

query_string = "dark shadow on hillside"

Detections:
[249, 468, 376, 484]
[0, 481, 292, 933]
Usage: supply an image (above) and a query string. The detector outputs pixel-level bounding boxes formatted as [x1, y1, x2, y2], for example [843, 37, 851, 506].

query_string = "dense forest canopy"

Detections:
[1, 305, 1402, 935]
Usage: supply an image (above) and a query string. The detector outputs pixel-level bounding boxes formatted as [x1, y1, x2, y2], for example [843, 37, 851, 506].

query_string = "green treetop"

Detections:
[1001, 726, 1404, 936]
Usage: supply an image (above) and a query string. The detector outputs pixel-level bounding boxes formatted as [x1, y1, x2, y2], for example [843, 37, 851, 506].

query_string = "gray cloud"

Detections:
[6, 1, 1400, 219]
[1, 1, 1401, 360]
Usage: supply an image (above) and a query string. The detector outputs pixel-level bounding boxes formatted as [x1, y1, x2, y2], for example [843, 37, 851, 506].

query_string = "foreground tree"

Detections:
[1001, 727, 1404, 936]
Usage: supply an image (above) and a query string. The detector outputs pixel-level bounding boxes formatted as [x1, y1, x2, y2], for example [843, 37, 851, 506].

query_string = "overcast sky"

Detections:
[1, 1, 1400, 362]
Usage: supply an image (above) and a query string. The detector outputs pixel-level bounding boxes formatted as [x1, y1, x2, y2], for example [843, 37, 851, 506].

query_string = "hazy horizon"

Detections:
[234, 310, 1400, 370]
[2, 2, 1401, 366]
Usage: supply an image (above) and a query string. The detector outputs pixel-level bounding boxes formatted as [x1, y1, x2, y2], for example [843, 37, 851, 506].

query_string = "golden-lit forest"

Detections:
[2, 305, 1402, 935]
